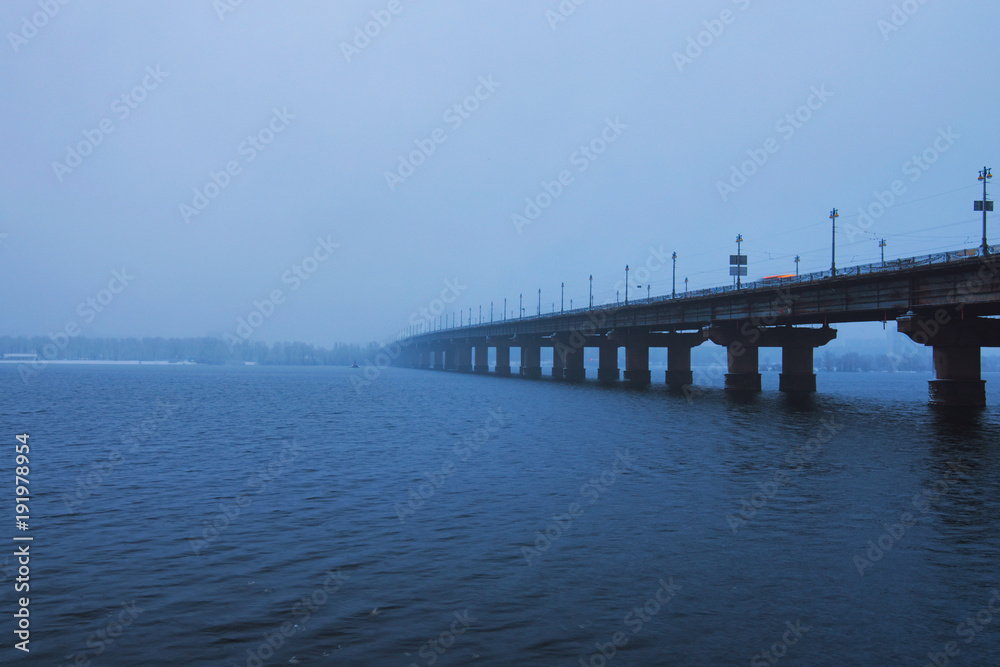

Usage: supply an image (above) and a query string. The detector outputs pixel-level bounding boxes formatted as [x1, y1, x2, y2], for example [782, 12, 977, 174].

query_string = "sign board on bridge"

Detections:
[729, 266, 748, 276]
[729, 255, 748, 265]
[974, 200, 994, 211]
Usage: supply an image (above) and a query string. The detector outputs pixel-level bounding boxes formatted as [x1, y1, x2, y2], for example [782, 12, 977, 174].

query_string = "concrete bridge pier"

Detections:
[624, 343, 651, 387]
[456, 345, 472, 373]
[773, 327, 837, 392]
[550, 342, 565, 379]
[598, 342, 619, 383]
[520, 341, 542, 378]
[779, 347, 816, 392]
[432, 348, 445, 370]
[726, 345, 761, 392]
[474, 344, 489, 374]
[563, 347, 586, 381]
[495, 344, 511, 377]
[710, 324, 837, 393]
[898, 314, 1000, 407]
[445, 345, 459, 371]
[708, 325, 761, 392]
[419, 350, 431, 369]
[664, 332, 706, 391]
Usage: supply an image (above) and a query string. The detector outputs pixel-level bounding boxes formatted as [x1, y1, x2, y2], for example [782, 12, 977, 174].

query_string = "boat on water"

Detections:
[351, 361, 360, 368]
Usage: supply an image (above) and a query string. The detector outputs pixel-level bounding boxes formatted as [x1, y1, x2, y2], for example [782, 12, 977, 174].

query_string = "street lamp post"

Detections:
[589, 275, 593, 309]
[519, 293, 522, 319]
[537, 289, 541, 316]
[672, 252, 677, 298]
[490, 301, 493, 323]
[979, 166, 993, 254]
[503, 297, 507, 320]
[794, 255, 800, 277]
[735, 235, 743, 289]
[830, 207, 839, 275]
[684, 277, 688, 294]
[625, 265, 630, 305]
[879, 239, 886, 267]
[561, 282, 564, 313]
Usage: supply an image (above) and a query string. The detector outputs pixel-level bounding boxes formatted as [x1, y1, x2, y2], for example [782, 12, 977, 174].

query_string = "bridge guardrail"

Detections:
[410, 245, 997, 337]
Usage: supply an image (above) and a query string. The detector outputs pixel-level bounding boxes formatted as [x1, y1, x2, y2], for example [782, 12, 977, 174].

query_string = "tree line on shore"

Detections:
[0, 336, 381, 366]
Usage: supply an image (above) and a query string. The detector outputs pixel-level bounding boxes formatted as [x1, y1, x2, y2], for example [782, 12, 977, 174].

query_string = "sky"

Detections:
[1, 0, 997, 346]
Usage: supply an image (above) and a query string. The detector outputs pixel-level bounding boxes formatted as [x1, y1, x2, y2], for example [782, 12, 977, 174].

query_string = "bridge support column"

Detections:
[456, 345, 472, 373]
[663, 332, 705, 390]
[779, 346, 816, 393]
[930, 347, 986, 406]
[432, 349, 445, 370]
[550, 344, 564, 379]
[897, 315, 1000, 407]
[520, 342, 542, 378]
[495, 345, 511, 377]
[445, 346, 459, 371]
[474, 345, 489, 374]
[419, 350, 430, 369]
[666, 346, 693, 390]
[710, 324, 836, 393]
[564, 346, 586, 382]
[624, 343, 650, 386]
[598, 342, 619, 383]
[725, 346, 761, 392]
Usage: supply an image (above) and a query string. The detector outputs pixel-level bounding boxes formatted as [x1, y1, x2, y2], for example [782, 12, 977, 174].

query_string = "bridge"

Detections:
[394, 246, 1000, 406]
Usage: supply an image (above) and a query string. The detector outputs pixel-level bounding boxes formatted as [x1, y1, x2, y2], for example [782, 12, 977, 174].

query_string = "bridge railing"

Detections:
[419, 245, 997, 335]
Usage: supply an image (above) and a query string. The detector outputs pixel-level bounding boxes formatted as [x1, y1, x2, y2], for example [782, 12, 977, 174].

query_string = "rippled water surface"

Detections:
[3, 364, 1000, 666]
